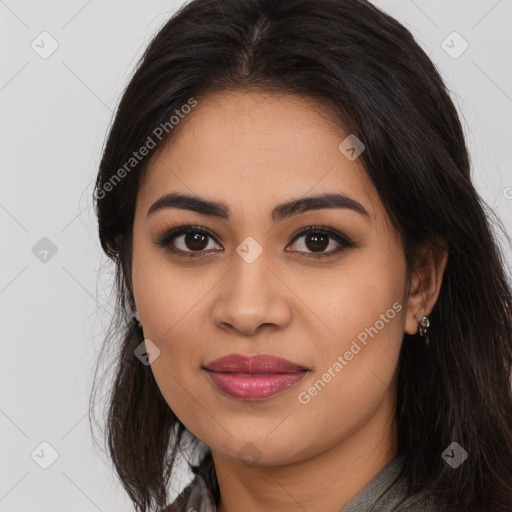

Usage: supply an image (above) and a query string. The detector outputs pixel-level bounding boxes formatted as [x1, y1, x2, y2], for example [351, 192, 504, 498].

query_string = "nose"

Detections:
[211, 254, 292, 336]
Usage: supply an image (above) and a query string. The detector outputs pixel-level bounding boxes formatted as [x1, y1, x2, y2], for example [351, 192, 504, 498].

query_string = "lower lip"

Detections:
[205, 370, 308, 400]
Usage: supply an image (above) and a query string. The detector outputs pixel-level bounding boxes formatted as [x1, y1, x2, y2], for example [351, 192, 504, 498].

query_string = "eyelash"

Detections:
[155, 224, 354, 259]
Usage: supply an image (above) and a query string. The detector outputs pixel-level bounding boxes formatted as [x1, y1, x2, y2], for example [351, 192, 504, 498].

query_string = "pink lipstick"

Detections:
[204, 354, 309, 400]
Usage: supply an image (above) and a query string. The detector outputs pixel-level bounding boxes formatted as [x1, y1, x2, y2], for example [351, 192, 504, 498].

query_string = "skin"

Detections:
[130, 90, 448, 512]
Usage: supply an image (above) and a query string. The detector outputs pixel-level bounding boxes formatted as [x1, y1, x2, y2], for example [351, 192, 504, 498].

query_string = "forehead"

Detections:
[137, 90, 380, 222]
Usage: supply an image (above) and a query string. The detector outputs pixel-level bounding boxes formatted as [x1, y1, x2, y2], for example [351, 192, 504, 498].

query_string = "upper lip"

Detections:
[204, 354, 308, 373]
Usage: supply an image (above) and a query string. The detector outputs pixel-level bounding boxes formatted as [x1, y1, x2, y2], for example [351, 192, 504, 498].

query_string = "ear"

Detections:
[115, 232, 136, 303]
[404, 237, 449, 335]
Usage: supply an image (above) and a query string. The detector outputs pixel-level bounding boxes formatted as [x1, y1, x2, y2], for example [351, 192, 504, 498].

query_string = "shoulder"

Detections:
[160, 474, 216, 512]
[159, 480, 195, 512]
[393, 491, 448, 511]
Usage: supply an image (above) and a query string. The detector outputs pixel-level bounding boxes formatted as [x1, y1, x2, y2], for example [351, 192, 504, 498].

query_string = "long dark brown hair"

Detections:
[90, 0, 512, 510]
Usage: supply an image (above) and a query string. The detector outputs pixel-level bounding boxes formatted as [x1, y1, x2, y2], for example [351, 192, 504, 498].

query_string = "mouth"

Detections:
[203, 353, 309, 400]
[204, 353, 309, 373]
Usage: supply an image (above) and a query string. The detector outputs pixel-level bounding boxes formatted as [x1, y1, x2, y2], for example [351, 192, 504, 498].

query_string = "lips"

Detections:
[204, 353, 308, 373]
[203, 354, 309, 400]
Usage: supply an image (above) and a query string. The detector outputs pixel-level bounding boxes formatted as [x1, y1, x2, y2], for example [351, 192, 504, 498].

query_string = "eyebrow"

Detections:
[146, 192, 370, 223]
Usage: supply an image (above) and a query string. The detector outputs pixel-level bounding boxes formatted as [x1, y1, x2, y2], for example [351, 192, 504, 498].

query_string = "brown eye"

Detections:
[304, 233, 330, 252]
[287, 226, 354, 258]
[156, 226, 222, 257]
[182, 232, 209, 251]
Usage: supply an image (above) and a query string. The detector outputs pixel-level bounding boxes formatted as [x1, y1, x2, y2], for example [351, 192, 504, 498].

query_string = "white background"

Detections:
[1, 0, 511, 510]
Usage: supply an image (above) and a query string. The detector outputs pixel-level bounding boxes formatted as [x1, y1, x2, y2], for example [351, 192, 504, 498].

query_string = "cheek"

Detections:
[149, 358, 207, 440]
[312, 251, 406, 347]
[132, 245, 211, 341]
[304, 249, 406, 416]
[145, 312, 209, 434]
[131, 249, 209, 413]
[289, 313, 403, 459]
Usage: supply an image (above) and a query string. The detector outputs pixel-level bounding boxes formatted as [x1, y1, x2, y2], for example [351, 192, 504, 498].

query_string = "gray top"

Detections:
[165, 454, 442, 511]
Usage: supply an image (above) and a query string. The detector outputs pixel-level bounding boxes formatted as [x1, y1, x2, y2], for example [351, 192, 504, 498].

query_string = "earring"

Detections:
[418, 315, 430, 336]
[133, 310, 142, 329]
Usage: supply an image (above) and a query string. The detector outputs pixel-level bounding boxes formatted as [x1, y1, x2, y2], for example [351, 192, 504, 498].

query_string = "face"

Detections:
[131, 90, 411, 466]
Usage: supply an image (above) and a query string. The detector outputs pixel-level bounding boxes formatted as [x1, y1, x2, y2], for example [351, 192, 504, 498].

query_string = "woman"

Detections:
[90, 0, 512, 511]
